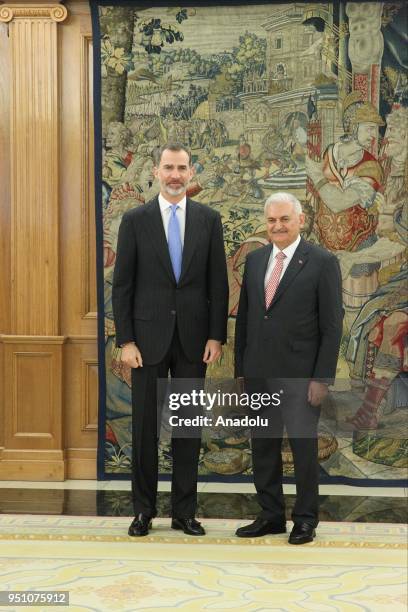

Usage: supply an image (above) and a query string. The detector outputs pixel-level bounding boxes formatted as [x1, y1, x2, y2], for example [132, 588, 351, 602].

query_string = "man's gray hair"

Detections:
[264, 192, 303, 215]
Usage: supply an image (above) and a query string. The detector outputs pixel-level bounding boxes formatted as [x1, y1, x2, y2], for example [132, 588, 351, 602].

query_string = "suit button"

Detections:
[264, 315, 268, 319]
[171, 310, 176, 315]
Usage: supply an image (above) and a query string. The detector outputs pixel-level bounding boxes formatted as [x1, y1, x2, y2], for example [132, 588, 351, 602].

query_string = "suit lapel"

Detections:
[179, 199, 201, 282]
[257, 244, 273, 309]
[267, 238, 309, 310]
[144, 197, 175, 282]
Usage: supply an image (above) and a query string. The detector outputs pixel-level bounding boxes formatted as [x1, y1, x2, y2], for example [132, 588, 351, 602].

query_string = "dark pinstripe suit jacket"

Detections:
[112, 196, 229, 365]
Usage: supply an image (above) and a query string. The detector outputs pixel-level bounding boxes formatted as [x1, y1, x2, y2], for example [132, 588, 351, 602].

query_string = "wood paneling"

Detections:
[65, 449, 97, 480]
[60, 2, 97, 337]
[0, 336, 65, 479]
[80, 33, 97, 319]
[0, 342, 4, 450]
[0, 449, 65, 480]
[81, 358, 98, 432]
[0, 22, 12, 453]
[0, 23, 11, 338]
[60, 2, 98, 479]
[14, 352, 53, 438]
[3, 337, 65, 445]
[0, 4, 68, 481]
[64, 337, 98, 479]
[2, 5, 67, 336]
[0, 2, 98, 480]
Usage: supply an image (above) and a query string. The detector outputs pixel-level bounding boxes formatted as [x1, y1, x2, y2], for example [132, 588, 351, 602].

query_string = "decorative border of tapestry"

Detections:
[91, 0, 408, 483]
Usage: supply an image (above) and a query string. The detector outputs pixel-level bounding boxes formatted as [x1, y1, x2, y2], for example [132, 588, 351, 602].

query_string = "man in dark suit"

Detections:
[112, 143, 228, 537]
[234, 192, 343, 544]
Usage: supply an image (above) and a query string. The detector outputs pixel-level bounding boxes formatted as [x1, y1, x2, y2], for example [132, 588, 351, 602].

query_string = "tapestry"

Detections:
[91, 1, 408, 483]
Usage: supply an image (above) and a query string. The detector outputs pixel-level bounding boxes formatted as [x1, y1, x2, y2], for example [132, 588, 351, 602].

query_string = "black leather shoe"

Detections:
[128, 514, 152, 537]
[236, 517, 286, 538]
[171, 518, 206, 536]
[288, 522, 316, 545]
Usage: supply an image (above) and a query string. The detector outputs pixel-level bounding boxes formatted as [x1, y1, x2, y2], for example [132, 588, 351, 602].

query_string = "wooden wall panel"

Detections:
[5, 339, 64, 448]
[0, 1, 98, 480]
[64, 337, 98, 479]
[80, 33, 97, 319]
[0, 336, 65, 479]
[0, 342, 4, 451]
[6, 7, 66, 336]
[81, 359, 99, 432]
[60, 2, 98, 479]
[0, 23, 11, 339]
[64, 336, 98, 449]
[0, 22, 12, 452]
[14, 353, 53, 438]
[60, 2, 97, 336]
[0, 3, 68, 480]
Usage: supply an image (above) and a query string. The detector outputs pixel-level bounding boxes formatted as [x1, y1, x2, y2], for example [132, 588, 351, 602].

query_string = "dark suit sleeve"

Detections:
[313, 254, 343, 383]
[112, 212, 137, 347]
[207, 212, 229, 343]
[234, 260, 248, 378]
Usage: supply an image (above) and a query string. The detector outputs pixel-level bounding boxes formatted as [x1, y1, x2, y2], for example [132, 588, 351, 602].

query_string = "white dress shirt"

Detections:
[158, 193, 186, 246]
[264, 234, 301, 288]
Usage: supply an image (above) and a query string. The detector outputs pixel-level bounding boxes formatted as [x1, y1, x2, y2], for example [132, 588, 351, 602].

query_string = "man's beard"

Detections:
[164, 183, 187, 196]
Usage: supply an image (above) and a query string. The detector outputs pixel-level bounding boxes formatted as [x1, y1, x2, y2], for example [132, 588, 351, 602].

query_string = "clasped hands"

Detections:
[120, 338, 222, 368]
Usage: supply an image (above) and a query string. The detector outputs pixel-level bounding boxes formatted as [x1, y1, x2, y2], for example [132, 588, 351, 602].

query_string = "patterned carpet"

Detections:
[0, 515, 406, 611]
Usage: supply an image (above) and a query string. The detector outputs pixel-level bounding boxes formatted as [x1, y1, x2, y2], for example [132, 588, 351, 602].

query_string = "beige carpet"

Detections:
[0, 515, 406, 611]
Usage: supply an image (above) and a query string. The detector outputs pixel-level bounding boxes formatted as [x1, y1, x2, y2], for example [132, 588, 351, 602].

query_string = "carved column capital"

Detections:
[0, 4, 68, 23]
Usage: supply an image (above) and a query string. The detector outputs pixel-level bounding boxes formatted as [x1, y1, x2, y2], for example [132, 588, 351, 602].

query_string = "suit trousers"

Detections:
[130, 326, 206, 518]
[248, 379, 320, 527]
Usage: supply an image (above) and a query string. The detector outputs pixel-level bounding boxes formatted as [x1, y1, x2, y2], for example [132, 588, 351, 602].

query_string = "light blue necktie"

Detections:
[168, 205, 182, 282]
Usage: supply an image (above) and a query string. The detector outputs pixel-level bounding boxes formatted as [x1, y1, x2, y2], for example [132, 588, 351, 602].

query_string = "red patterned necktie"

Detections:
[265, 251, 286, 308]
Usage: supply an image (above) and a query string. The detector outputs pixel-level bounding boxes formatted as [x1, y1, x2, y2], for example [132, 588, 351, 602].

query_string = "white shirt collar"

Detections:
[158, 193, 187, 213]
[272, 234, 301, 260]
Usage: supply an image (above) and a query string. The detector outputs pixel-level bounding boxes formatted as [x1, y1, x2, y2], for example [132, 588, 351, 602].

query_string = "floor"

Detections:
[0, 516, 406, 611]
[0, 481, 406, 611]
[0, 481, 407, 523]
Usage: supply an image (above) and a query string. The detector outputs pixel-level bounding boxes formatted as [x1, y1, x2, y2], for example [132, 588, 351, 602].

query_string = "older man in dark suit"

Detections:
[235, 192, 343, 544]
[113, 142, 228, 537]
